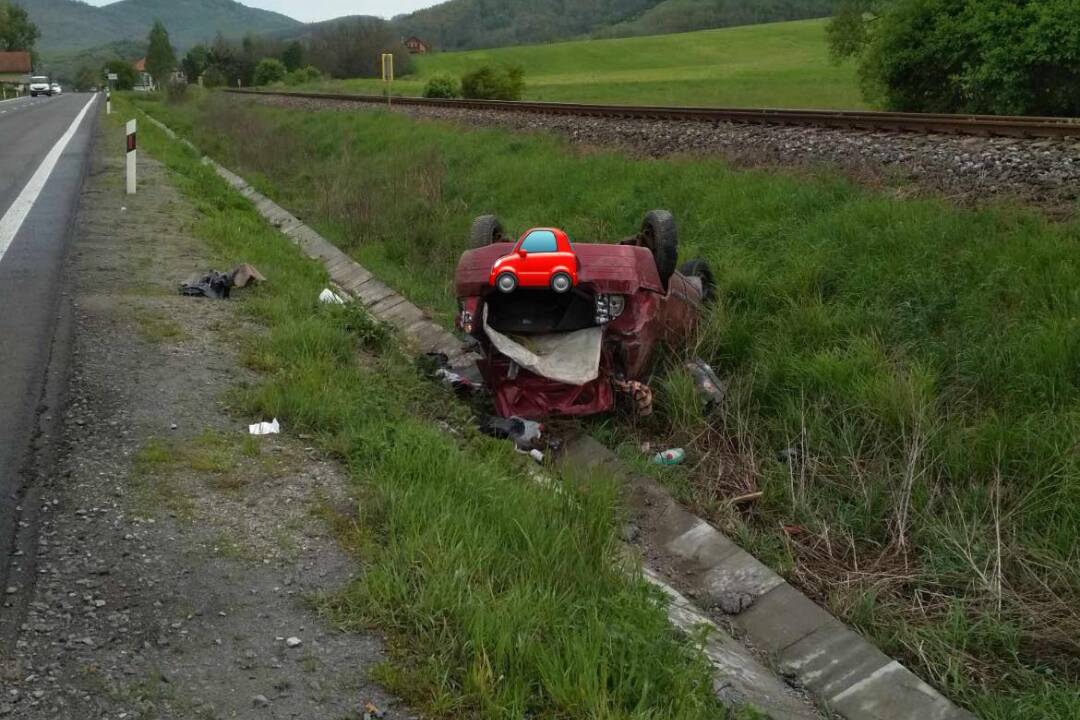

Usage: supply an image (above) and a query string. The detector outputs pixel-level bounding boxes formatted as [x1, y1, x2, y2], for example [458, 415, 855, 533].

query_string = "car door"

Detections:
[519, 230, 559, 284]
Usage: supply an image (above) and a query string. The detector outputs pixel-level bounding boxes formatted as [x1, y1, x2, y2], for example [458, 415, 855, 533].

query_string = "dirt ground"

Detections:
[0, 116, 405, 719]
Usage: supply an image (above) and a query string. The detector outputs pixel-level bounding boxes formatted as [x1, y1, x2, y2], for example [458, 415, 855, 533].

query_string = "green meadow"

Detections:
[133, 90, 1080, 719]
[300, 19, 865, 110]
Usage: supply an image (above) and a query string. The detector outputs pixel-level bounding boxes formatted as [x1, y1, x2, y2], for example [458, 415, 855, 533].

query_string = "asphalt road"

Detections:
[0, 92, 99, 595]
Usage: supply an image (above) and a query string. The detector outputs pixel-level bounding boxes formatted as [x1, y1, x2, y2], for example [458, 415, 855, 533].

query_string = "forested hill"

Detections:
[21, 0, 302, 52]
[596, 0, 838, 39]
[393, 0, 840, 51]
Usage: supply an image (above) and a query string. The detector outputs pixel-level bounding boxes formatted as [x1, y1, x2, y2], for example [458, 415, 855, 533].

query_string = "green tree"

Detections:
[105, 59, 136, 90]
[145, 20, 176, 87]
[181, 44, 209, 83]
[281, 40, 303, 71]
[852, 0, 1080, 115]
[73, 65, 97, 91]
[253, 57, 286, 85]
[0, 1, 39, 53]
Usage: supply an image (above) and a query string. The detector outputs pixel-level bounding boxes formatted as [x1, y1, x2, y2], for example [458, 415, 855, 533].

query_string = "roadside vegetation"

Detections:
[300, 19, 864, 110]
[829, 0, 1080, 115]
[113, 94, 729, 720]
[132, 90, 1080, 719]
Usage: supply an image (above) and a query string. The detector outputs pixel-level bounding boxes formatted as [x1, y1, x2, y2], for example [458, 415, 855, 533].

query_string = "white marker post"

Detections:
[381, 53, 394, 108]
[125, 119, 137, 195]
[106, 88, 111, 115]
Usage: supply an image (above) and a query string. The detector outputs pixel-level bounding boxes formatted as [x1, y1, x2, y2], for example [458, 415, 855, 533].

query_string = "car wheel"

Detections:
[470, 214, 506, 248]
[639, 209, 678, 289]
[679, 258, 715, 303]
[550, 272, 572, 294]
[496, 272, 517, 293]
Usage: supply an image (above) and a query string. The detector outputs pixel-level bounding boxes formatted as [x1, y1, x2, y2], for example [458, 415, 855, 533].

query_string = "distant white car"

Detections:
[29, 76, 52, 97]
[51, 83, 62, 95]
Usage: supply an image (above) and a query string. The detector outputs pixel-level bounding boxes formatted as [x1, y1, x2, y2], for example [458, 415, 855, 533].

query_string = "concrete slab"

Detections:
[353, 279, 396, 307]
[642, 567, 820, 720]
[368, 294, 407, 317]
[664, 518, 743, 569]
[377, 301, 426, 330]
[731, 583, 838, 654]
[779, 622, 893, 700]
[830, 660, 976, 720]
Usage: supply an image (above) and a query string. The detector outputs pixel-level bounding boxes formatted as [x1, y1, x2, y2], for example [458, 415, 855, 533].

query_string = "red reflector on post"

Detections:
[126, 134, 137, 153]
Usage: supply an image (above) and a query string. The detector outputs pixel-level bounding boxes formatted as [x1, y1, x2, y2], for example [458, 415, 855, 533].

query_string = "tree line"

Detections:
[829, 0, 1080, 116]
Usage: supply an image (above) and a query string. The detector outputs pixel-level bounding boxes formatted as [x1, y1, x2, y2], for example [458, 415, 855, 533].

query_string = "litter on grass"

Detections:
[319, 288, 345, 305]
[248, 419, 280, 436]
[181, 263, 265, 299]
[653, 448, 686, 466]
[685, 358, 725, 412]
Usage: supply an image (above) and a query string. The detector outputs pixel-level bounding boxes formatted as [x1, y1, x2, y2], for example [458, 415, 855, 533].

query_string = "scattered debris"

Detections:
[364, 702, 385, 719]
[481, 415, 544, 451]
[285, 636, 303, 648]
[613, 378, 653, 416]
[419, 352, 480, 395]
[653, 448, 686, 466]
[714, 591, 754, 615]
[685, 359, 725, 412]
[180, 263, 265, 299]
[319, 288, 345, 305]
[248, 419, 280, 436]
[231, 262, 266, 288]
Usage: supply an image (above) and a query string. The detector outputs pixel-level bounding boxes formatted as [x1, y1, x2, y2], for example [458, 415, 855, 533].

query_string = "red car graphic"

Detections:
[489, 228, 579, 294]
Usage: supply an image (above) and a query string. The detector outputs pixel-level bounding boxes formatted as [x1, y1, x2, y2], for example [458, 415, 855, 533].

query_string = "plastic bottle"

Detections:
[653, 448, 686, 466]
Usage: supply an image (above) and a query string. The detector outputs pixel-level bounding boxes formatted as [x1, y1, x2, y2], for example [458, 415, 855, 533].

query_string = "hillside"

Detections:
[393, 0, 658, 51]
[21, 0, 302, 52]
[311, 19, 863, 110]
[393, 0, 840, 50]
[595, 0, 837, 38]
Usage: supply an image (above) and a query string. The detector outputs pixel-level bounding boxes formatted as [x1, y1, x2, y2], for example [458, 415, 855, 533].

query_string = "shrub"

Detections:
[840, 0, 1080, 115]
[423, 72, 460, 98]
[253, 57, 287, 86]
[460, 64, 525, 100]
[284, 65, 321, 86]
[201, 66, 228, 88]
[164, 78, 189, 104]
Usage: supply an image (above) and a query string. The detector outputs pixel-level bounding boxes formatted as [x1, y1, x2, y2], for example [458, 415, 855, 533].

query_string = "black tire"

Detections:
[679, 258, 715, 303]
[550, 272, 573, 294]
[639, 209, 678, 289]
[470, 214, 506, 248]
[496, 272, 518, 293]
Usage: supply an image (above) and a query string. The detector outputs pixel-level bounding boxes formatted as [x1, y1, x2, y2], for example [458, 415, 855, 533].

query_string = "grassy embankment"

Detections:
[133, 90, 1080, 720]
[109, 93, 728, 720]
[297, 18, 864, 110]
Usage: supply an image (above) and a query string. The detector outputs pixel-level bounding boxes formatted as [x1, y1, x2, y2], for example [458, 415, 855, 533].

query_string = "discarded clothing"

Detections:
[180, 263, 266, 299]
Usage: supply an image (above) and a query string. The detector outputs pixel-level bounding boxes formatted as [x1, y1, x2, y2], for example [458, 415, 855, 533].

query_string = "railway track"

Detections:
[227, 88, 1080, 139]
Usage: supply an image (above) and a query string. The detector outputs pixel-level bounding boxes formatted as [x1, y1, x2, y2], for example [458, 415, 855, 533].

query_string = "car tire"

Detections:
[470, 214, 506, 248]
[679, 258, 715, 303]
[496, 272, 517, 293]
[639, 209, 678, 289]
[550, 272, 573, 294]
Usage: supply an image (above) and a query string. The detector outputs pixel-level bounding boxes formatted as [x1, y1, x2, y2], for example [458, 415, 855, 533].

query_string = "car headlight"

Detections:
[595, 294, 626, 324]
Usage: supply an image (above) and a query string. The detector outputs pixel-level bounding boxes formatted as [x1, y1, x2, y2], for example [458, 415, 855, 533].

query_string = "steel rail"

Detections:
[226, 88, 1080, 139]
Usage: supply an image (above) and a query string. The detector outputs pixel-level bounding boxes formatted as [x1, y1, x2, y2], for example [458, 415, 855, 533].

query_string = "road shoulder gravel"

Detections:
[0, 111, 403, 720]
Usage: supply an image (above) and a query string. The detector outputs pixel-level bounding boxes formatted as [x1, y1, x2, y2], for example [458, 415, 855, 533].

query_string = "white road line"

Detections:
[0, 95, 96, 264]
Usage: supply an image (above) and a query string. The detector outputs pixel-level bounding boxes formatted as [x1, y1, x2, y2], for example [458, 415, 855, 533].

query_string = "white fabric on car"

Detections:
[483, 306, 602, 386]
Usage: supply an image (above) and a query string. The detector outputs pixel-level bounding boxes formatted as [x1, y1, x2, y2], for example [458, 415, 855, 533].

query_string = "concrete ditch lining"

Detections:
[138, 110, 976, 720]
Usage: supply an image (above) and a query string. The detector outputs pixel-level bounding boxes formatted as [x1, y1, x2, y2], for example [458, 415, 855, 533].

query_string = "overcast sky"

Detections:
[85, 1, 443, 23]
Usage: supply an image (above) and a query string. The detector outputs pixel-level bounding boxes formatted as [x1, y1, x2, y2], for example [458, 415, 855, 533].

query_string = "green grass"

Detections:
[298, 19, 864, 110]
[112, 93, 728, 720]
[131, 90, 1080, 719]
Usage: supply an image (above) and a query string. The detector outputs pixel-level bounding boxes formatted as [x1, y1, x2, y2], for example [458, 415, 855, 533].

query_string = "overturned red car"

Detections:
[455, 210, 714, 419]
